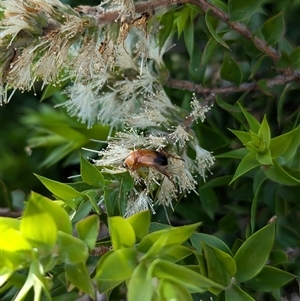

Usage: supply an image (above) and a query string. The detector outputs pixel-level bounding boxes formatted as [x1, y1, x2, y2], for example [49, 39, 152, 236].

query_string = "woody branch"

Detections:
[166, 72, 300, 96]
[77, 0, 280, 62]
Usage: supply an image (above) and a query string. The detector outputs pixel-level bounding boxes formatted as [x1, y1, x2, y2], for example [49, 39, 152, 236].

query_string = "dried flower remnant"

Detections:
[125, 189, 155, 217]
[189, 93, 213, 123]
[0, 0, 95, 104]
[168, 125, 191, 147]
[185, 141, 215, 182]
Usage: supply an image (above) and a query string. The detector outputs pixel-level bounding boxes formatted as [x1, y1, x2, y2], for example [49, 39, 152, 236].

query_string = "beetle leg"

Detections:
[160, 149, 185, 162]
[152, 166, 176, 187]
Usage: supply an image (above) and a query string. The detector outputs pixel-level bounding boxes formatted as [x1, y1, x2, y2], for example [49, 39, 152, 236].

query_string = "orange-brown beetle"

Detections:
[124, 149, 171, 180]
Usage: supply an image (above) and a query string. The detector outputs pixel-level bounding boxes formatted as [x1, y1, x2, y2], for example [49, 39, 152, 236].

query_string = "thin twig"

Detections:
[76, 0, 280, 62]
[0, 208, 22, 218]
[165, 72, 300, 95]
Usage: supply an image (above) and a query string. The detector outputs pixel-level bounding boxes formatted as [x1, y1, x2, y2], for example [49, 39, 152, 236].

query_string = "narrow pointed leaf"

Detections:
[80, 155, 105, 188]
[202, 243, 233, 289]
[237, 102, 260, 132]
[128, 262, 154, 301]
[65, 263, 95, 298]
[270, 126, 300, 163]
[35, 174, 83, 208]
[31, 192, 72, 234]
[138, 223, 200, 259]
[229, 0, 262, 22]
[205, 12, 230, 50]
[245, 266, 296, 291]
[229, 129, 251, 145]
[126, 210, 151, 240]
[76, 215, 100, 251]
[230, 152, 260, 184]
[190, 232, 232, 255]
[225, 283, 255, 301]
[57, 231, 89, 264]
[21, 198, 57, 248]
[109, 216, 136, 250]
[0, 224, 32, 270]
[220, 54, 242, 85]
[262, 160, 300, 186]
[261, 12, 285, 45]
[95, 248, 137, 282]
[150, 259, 224, 292]
[234, 223, 275, 282]
[184, 19, 194, 58]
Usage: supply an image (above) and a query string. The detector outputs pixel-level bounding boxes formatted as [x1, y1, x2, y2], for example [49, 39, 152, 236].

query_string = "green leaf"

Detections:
[149, 259, 224, 292]
[0, 217, 21, 230]
[57, 231, 89, 264]
[257, 79, 273, 96]
[204, 243, 236, 276]
[0, 224, 32, 270]
[229, 0, 262, 22]
[76, 215, 100, 251]
[127, 262, 154, 301]
[93, 250, 123, 292]
[210, 0, 228, 13]
[30, 192, 72, 235]
[245, 266, 296, 291]
[160, 245, 194, 263]
[138, 223, 200, 260]
[126, 210, 151, 240]
[199, 187, 218, 219]
[201, 38, 219, 66]
[174, 6, 190, 39]
[190, 232, 232, 255]
[220, 54, 242, 85]
[205, 12, 230, 50]
[80, 155, 105, 188]
[159, 11, 175, 48]
[202, 243, 236, 290]
[270, 126, 300, 163]
[257, 115, 271, 150]
[35, 174, 84, 209]
[261, 11, 285, 45]
[234, 222, 275, 282]
[256, 149, 273, 165]
[225, 283, 255, 301]
[250, 55, 268, 79]
[104, 175, 133, 216]
[277, 84, 291, 126]
[20, 196, 57, 248]
[243, 39, 262, 58]
[229, 129, 251, 145]
[95, 248, 138, 282]
[290, 47, 300, 70]
[41, 80, 69, 101]
[13, 259, 52, 301]
[215, 94, 241, 113]
[65, 263, 94, 298]
[250, 174, 267, 234]
[230, 152, 260, 184]
[215, 148, 249, 160]
[109, 216, 136, 250]
[262, 159, 300, 186]
[71, 201, 92, 223]
[237, 102, 260, 133]
[183, 18, 194, 58]
[86, 190, 101, 215]
[158, 280, 193, 301]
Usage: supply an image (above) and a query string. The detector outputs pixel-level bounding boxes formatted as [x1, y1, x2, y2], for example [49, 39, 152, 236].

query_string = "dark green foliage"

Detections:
[1, 0, 300, 300]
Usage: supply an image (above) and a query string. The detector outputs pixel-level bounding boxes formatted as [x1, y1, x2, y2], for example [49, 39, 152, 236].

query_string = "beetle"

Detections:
[124, 149, 172, 181]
